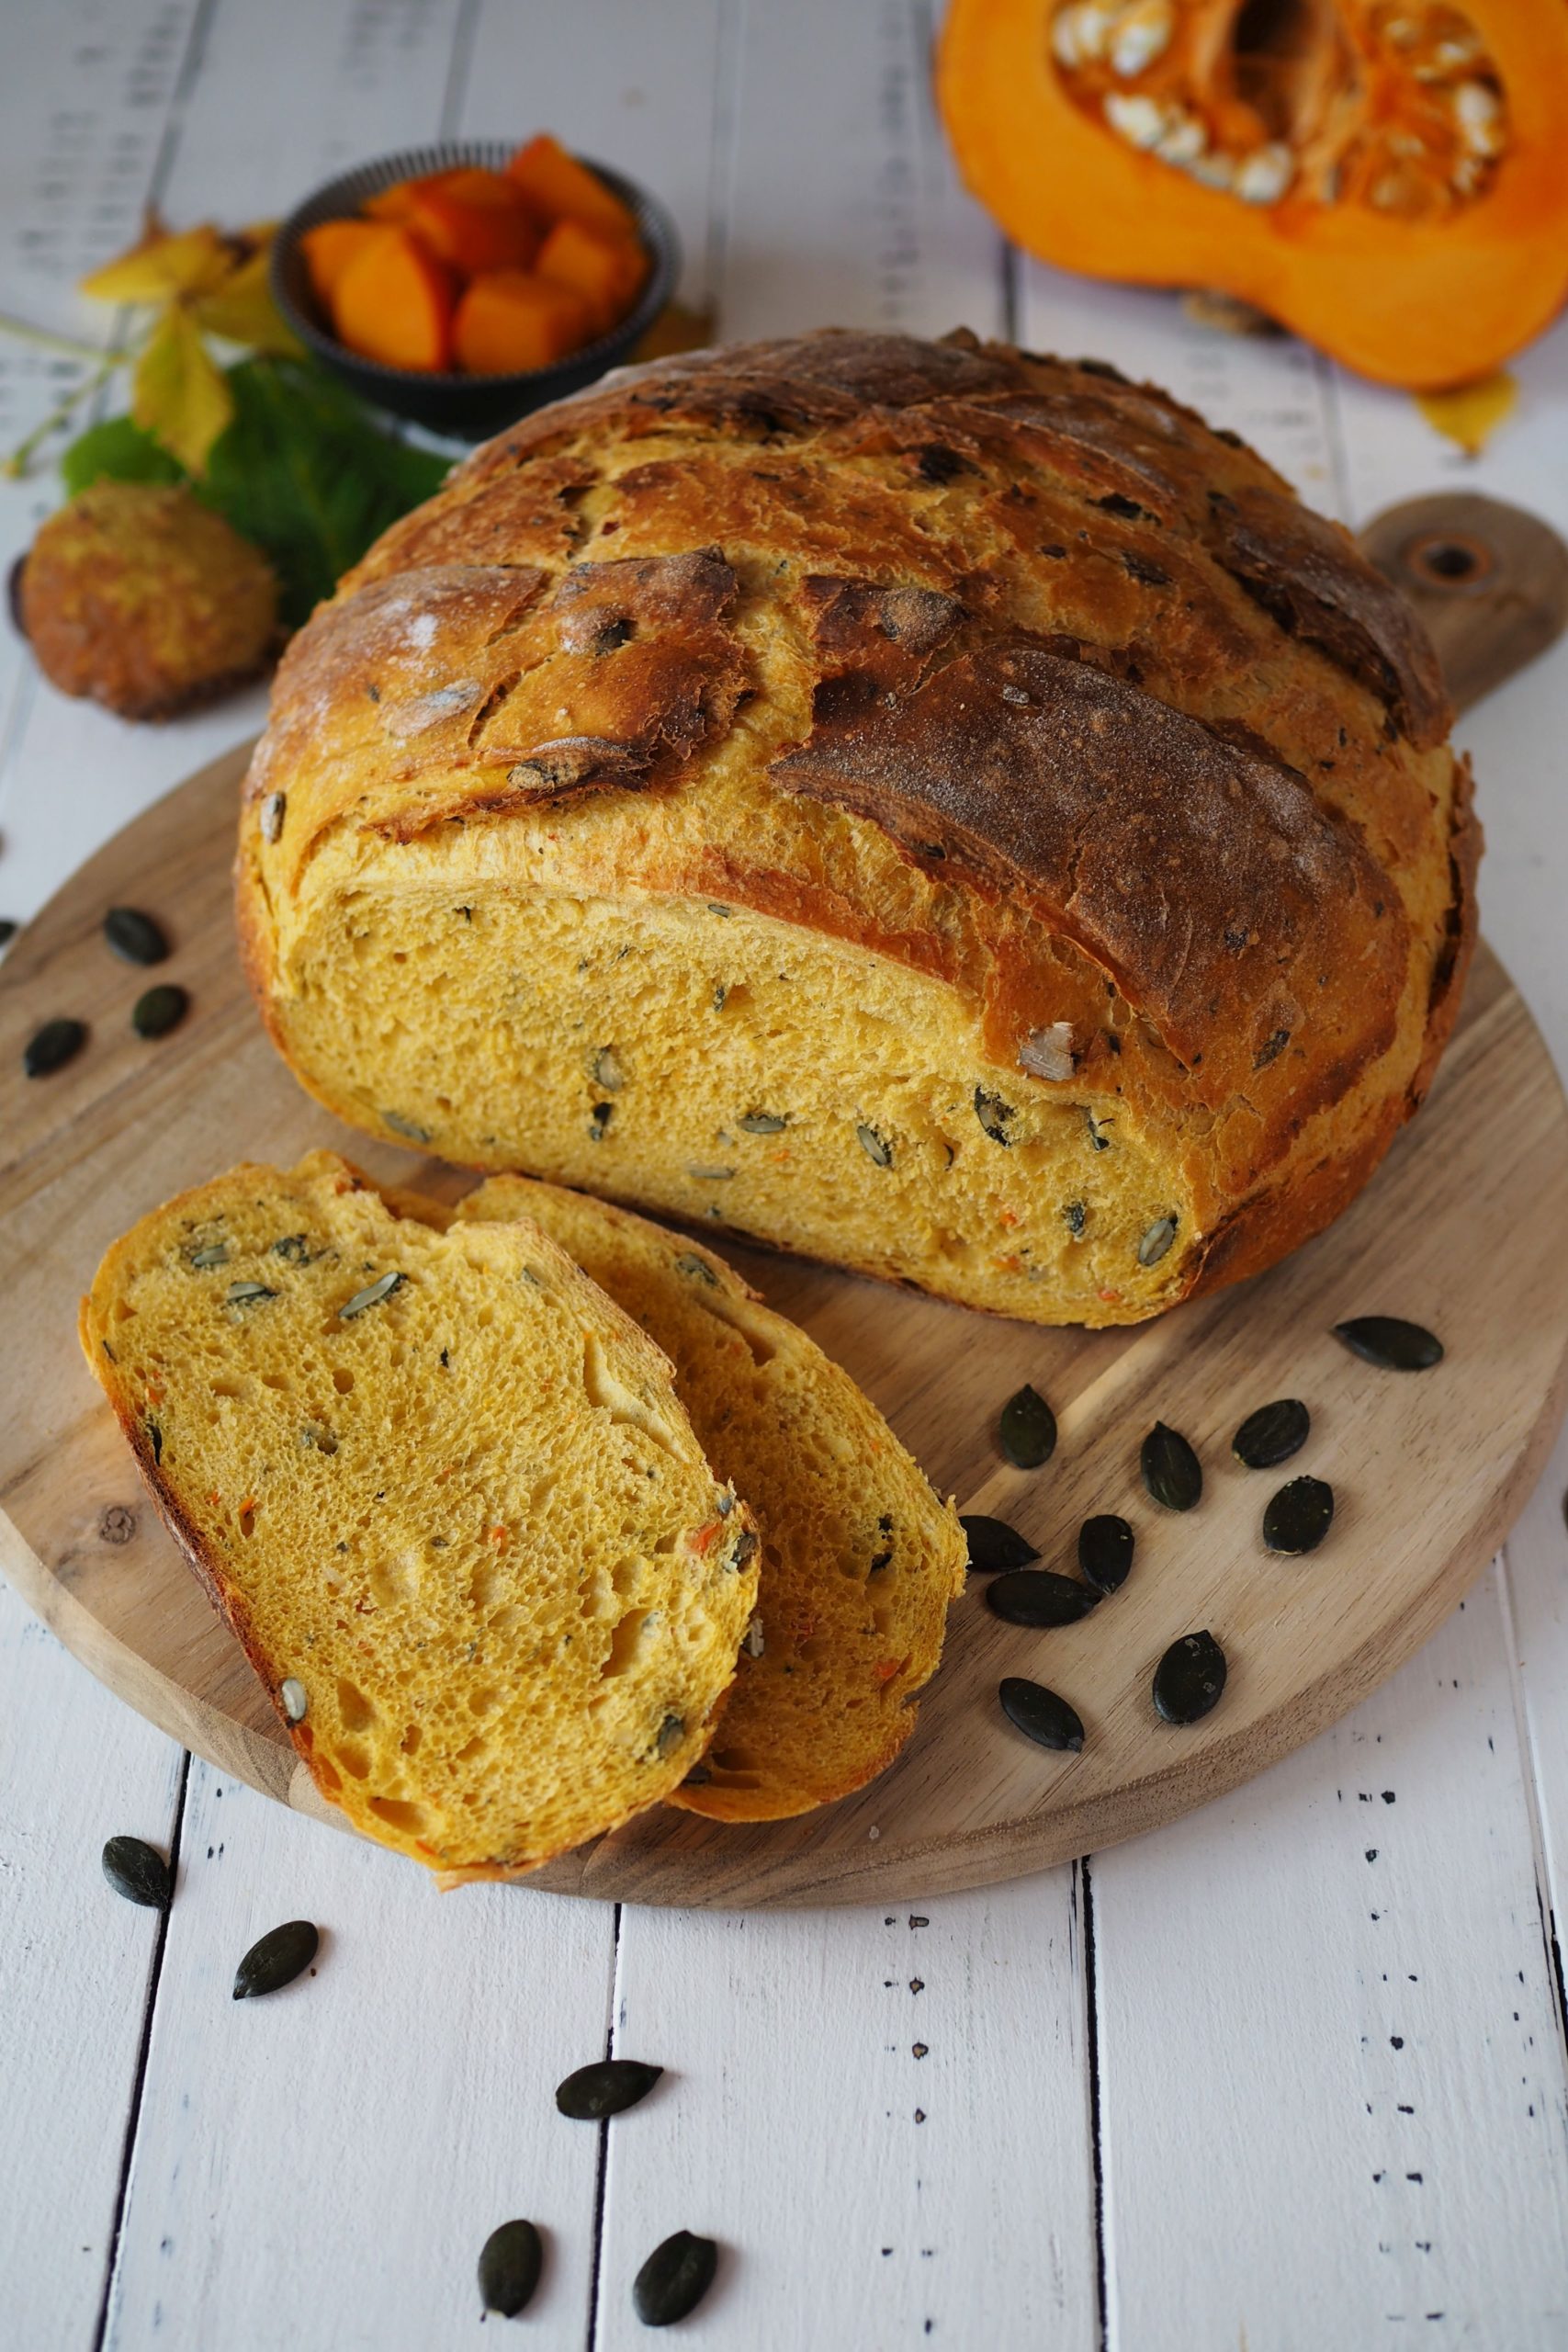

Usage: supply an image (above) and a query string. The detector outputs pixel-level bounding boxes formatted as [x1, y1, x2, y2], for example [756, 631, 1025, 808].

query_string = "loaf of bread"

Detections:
[458, 1176, 966, 1819]
[78, 1150, 761, 1881]
[238, 329, 1477, 1327]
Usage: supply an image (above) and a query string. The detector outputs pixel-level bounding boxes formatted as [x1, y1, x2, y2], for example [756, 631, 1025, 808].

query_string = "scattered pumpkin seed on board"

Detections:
[1333, 1316, 1443, 1371]
[1153, 1631, 1227, 1725]
[1141, 1421, 1202, 1510]
[1233, 1397, 1310, 1468]
[1077, 1513, 1134, 1593]
[998, 1383, 1056, 1469]
[131, 982, 188, 1039]
[24, 1016, 85, 1077]
[959, 1514, 1038, 1574]
[985, 1568, 1100, 1627]
[1263, 1475, 1336, 1555]
[634, 2230, 719, 2327]
[478, 2218, 543, 2318]
[103, 905, 168, 966]
[999, 1676, 1085, 1753]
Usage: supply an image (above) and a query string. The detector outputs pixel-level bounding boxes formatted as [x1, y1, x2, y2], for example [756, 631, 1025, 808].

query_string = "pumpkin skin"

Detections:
[937, 0, 1568, 389]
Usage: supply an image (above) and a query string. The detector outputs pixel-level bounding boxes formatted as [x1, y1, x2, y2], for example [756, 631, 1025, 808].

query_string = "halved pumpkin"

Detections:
[937, 0, 1568, 388]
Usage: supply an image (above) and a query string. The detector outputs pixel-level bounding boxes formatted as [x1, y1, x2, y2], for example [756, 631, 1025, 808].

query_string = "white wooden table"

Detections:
[3, 5, 1567, 2345]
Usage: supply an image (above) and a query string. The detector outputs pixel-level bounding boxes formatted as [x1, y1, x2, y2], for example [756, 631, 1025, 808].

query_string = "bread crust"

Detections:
[238, 329, 1477, 1320]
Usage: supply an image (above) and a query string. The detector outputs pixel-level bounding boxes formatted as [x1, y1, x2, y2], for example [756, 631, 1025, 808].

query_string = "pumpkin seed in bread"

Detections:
[459, 1177, 966, 1820]
[78, 1150, 759, 1880]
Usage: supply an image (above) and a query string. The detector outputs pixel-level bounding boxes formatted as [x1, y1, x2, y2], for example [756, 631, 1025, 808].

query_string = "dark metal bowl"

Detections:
[270, 141, 679, 442]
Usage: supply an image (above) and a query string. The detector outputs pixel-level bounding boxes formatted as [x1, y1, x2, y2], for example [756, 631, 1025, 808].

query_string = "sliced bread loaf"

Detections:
[458, 1177, 966, 1820]
[79, 1150, 760, 1880]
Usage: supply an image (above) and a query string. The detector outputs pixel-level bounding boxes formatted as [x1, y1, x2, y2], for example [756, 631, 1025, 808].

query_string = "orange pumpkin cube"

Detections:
[332, 228, 456, 372]
[407, 184, 540, 277]
[300, 219, 391, 305]
[536, 217, 646, 333]
[362, 176, 421, 222]
[504, 133, 638, 241]
[453, 271, 594, 373]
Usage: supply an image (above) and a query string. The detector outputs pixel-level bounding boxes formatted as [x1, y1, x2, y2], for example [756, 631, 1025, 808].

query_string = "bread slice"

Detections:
[458, 1177, 966, 1820]
[79, 1150, 760, 1880]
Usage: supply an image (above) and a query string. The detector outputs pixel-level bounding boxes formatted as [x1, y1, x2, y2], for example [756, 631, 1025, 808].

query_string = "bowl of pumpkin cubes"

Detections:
[272, 135, 679, 438]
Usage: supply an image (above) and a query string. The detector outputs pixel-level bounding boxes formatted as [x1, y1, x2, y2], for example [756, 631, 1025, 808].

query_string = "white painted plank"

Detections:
[104, 1761, 615, 2350]
[1093, 1576, 1568, 2349]
[0, 1577, 186, 2352]
[716, 0, 1003, 344]
[457, 0, 726, 311]
[592, 1878, 1098, 2348]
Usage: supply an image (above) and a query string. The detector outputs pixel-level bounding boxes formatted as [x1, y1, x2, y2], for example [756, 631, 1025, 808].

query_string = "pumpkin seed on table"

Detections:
[1077, 1513, 1134, 1593]
[1153, 1631, 1227, 1725]
[479, 2218, 543, 2318]
[1262, 1475, 1335, 1555]
[1333, 1316, 1443, 1371]
[556, 2057, 663, 2120]
[131, 982, 188, 1039]
[1233, 1397, 1310, 1469]
[1141, 1420, 1201, 1510]
[986, 1568, 1100, 1627]
[633, 2230, 719, 2328]
[102, 1834, 171, 1910]
[103, 906, 168, 966]
[960, 1514, 1039, 1574]
[998, 1383, 1056, 1469]
[999, 1676, 1085, 1753]
[24, 1016, 85, 1077]
[0, 918, 17, 950]
[232, 1917, 319, 1999]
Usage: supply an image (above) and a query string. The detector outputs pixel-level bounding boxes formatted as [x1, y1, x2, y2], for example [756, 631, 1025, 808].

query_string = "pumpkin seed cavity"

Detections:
[478, 2219, 543, 2318]
[1233, 1397, 1310, 1468]
[1333, 1316, 1443, 1371]
[960, 1513, 1039, 1574]
[102, 1834, 171, 1910]
[24, 1017, 85, 1077]
[998, 1383, 1056, 1469]
[132, 983, 187, 1039]
[1141, 1420, 1201, 1510]
[104, 906, 169, 966]
[1153, 1631, 1227, 1725]
[986, 1568, 1101, 1627]
[999, 1675, 1085, 1753]
[1262, 1475, 1335, 1555]
[231, 1917, 318, 1998]
[555, 2057, 663, 2120]
[1077, 1513, 1134, 1593]
[633, 2230, 719, 2328]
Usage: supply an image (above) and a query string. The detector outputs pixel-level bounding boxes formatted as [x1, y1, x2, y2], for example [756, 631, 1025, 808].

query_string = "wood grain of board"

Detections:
[3, 744, 1567, 1909]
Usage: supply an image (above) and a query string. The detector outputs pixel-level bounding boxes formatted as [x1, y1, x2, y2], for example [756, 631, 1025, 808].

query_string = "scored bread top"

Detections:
[78, 1150, 760, 1880]
[240, 328, 1476, 1306]
[459, 1176, 967, 1821]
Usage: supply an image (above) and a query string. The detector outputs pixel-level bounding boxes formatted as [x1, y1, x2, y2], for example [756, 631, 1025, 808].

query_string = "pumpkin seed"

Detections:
[186, 1241, 229, 1269]
[0, 918, 16, 948]
[1262, 1474, 1335, 1555]
[1077, 1513, 1134, 1593]
[959, 1514, 1039, 1574]
[975, 1086, 1015, 1145]
[1333, 1316, 1443, 1371]
[272, 1234, 310, 1261]
[1141, 1421, 1201, 1510]
[279, 1678, 308, 1722]
[1062, 1200, 1087, 1238]
[738, 1110, 787, 1134]
[986, 1568, 1101, 1627]
[24, 1016, 85, 1077]
[674, 1252, 719, 1287]
[381, 1110, 431, 1143]
[686, 1164, 733, 1182]
[633, 2231, 718, 2327]
[1085, 1111, 1112, 1151]
[1233, 1397, 1310, 1468]
[102, 1834, 171, 1910]
[146, 1419, 162, 1465]
[856, 1122, 893, 1168]
[555, 2057, 663, 2120]
[232, 1917, 318, 1998]
[131, 982, 188, 1040]
[1137, 1215, 1177, 1267]
[259, 791, 286, 843]
[999, 1675, 1085, 1752]
[654, 1712, 685, 1757]
[998, 1383, 1056, 1469]
[104, 906, 169, 966]
[225, 1281, 276, 1306]
[592, 1046, 626, 1091]
[478, 2218, 543, 2318]
[339, 1270, 403, 1318]
[1153, 1630, 1227, 1724]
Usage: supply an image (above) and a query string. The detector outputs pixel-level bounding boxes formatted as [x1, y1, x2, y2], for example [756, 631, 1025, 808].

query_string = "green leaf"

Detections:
[61, 414, 184, 497]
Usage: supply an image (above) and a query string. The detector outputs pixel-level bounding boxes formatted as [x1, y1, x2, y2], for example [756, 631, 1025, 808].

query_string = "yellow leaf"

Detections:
[191, 243, 301, 356]
[132, 306, 233, 474]
[80, 220, 233, 305]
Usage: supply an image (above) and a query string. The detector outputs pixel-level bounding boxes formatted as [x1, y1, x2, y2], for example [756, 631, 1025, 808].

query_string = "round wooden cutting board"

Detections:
[4, 744, 1568, 1909]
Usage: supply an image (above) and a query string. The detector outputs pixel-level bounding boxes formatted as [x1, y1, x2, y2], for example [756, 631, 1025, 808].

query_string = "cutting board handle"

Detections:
[1358, 492, 1568, 717]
